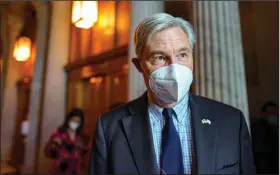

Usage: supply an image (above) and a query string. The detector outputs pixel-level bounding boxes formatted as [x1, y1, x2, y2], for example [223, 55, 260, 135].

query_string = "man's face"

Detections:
[133, 27, 193, 90]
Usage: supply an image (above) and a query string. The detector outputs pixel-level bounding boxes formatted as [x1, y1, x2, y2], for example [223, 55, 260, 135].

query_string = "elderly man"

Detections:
[90, 13, 256, 174]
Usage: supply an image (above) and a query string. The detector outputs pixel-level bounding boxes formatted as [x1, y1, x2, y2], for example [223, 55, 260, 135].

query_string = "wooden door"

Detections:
[83, 76, 109, 139]
[108, 66, 128, 108]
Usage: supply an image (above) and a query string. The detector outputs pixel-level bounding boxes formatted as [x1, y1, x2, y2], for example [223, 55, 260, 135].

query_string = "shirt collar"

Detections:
[148, 92, 189, 124]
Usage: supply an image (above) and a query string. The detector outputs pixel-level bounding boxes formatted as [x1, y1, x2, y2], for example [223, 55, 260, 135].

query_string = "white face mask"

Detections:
[69, 121, 80, 130]
[148, 63, 193, 103]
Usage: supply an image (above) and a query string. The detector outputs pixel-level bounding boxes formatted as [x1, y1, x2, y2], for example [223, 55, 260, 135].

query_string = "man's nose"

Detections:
[167, 56, 178, 65]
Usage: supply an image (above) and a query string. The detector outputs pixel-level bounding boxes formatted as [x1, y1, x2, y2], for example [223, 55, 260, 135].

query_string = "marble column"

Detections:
[23, 2, 71, 174]
[22, 2, 50, 174]
[192, 1, 250, 128]
[36, 1, 71, 174]
[128, 1, 164, 101]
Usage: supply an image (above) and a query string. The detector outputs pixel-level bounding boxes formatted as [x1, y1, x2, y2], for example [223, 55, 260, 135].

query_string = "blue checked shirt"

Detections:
[148, 93, 195, 174]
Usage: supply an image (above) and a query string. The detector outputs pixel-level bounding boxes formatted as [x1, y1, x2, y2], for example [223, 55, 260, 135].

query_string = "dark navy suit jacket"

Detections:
[90, 92, 256, 174]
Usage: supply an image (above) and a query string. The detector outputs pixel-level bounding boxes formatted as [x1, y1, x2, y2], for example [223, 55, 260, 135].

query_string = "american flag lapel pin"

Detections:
[201, 119, 211, 125]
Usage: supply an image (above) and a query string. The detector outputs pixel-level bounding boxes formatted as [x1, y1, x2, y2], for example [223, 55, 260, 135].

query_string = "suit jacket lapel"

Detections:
[189, 93, 217, 174]
[122, 93, 159, 174]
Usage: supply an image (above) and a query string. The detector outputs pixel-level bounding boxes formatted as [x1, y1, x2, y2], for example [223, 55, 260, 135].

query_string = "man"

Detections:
[251, 101, 278, 174]
[90, 13, 256, 174]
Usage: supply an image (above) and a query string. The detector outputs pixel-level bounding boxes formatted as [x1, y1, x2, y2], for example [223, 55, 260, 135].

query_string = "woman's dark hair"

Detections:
[58, 108, 84, 135]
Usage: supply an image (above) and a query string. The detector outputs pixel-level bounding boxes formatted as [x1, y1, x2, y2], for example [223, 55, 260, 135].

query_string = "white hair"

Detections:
[134, 13, 196, 57]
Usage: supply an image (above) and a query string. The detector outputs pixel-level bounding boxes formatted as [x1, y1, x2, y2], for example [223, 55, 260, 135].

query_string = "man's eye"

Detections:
[151, 55, 166, 62]
[149, 55, 166, 65]
[154, 56, 165, 60]
[179, 53, 188, 58]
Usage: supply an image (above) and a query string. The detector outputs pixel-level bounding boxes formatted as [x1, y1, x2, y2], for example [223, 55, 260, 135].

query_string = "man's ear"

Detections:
[132, 58, 143, 73]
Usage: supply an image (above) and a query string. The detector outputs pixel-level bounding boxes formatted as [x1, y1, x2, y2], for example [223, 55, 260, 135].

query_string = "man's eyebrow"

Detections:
[147, 47, 191, 57]
[177, 47, 191, 53]
[149, 50, 167, 57]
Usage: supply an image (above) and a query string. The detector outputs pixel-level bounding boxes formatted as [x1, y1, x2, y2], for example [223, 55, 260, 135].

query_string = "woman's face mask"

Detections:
[68, 121, 80, 130]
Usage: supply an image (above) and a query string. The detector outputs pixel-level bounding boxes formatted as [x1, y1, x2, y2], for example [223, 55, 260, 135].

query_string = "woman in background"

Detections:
[44, 108, 90, 174]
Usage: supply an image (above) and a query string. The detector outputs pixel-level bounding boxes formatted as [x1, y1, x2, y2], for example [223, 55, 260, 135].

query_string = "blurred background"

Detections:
[0, 1, 278, 174]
